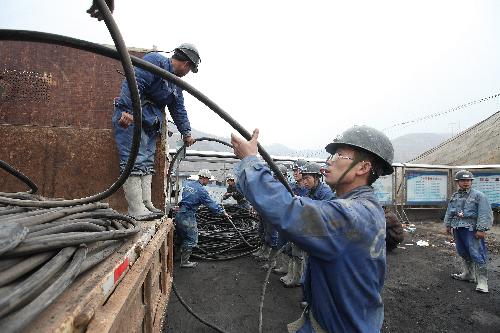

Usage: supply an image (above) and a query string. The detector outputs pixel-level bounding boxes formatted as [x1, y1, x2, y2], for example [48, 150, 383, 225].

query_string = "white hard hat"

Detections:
[198, 169, 212, 179]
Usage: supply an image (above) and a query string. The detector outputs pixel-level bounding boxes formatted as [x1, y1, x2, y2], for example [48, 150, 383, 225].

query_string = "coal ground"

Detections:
[163, 221, 500, 333]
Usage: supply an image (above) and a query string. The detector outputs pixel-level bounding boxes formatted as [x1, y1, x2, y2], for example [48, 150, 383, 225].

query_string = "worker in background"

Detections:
[444, 170, 493, 293]
[112, 43, 200, 219]
[292, 159, 309, 197]
[301, 162, 335, 200]
[176, 169, 228, 268]
[280, 162, 336, 288]
[275, 159, 309, 281]
[222, 175, 252, 211]
[253, 164, 289, 262]
[260, 164, 290, 268]
[231, 125, 393, 333]
[384, 206, 404, 252]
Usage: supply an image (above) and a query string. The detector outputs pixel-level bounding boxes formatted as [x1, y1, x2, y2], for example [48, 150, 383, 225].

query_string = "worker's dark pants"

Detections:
[175, 211, 198, 251]
[453, 227, 488, 265]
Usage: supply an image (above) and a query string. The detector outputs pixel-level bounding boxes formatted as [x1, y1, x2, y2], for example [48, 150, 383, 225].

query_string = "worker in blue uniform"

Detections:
[260, 164, 290, 269]
[301, 162, 335, 201]
[444, 169, 493, 293]
[176, 169, 228, 268]
[276, 159, 308, 280]
[291, 159, 309, 197]
[281, 161, 336, 288]
[112, 43, 200, 219]
[231, 125, 394, 333]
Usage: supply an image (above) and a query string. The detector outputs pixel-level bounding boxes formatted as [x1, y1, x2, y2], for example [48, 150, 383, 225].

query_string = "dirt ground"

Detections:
[163, 221, 500, 333]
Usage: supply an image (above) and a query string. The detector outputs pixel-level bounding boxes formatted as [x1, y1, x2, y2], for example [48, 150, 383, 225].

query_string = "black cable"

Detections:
[0, 0, 142, 207]
[0, 29, 293, 197]
[172, 282, 229, 333]
[0, 160, 38, 194]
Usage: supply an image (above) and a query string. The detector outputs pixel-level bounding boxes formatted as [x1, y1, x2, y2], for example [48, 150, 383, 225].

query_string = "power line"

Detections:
[382, 92, 500, 131]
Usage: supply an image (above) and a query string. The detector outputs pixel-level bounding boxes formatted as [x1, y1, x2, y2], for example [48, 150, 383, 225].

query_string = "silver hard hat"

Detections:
[454, 170, 474, 181]
[175, 43, 201, 73]
[325, 125, 394, 176]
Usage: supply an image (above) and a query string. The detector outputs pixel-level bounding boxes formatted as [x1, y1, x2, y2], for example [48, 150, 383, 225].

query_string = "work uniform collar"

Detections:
[337, 185, 373, 200]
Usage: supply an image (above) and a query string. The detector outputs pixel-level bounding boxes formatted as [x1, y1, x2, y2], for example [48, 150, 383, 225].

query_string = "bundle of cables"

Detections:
[0, 193, 140, 333]
[179, 204, 262, 261]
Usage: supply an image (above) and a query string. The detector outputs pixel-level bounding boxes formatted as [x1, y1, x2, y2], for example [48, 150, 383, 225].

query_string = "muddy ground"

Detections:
[163, 221, 500, 332]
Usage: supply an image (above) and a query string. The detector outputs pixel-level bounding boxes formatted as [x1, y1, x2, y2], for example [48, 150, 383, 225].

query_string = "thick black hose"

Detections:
[0, 246, 87, 333]
[0, 160, 38, 194]
[0, 29, 293, 197]
[4, 228, 138, 257]
[172, 282, 229, 333]
[0, 247, 75, 318]
[0, 252, 54, 287]
[0, 0, 142, 207]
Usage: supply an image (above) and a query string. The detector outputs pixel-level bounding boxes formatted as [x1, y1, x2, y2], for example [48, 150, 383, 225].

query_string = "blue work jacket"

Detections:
[307, 182, 335, 201]
[115, 52, 191, 136]
[179, 180, 224, 216]
[292, 181, 309, 197]
[444, 188, 493, 231]
[236, 156, 385, 333]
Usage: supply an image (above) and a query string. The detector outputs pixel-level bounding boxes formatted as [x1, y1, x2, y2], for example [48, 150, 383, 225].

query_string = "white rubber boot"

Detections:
[141, 174, 163, 214]
[123, 176, 151, 219]
[273, 253, 289, 275]
[284, 257, 303, 288]
[451, 259, 475, 283]
[475, 263, 489, 293]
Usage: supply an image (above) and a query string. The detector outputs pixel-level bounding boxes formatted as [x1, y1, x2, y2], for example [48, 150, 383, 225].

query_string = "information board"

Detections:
[406, 171, 448, 205]
[473, 172, 500, 207]
[372, 175, 393, 205]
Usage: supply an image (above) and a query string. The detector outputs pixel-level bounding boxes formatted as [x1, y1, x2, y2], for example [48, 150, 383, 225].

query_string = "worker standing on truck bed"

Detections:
[445, 170, 493, 293]
[231, 125, 393, 333]
[176, 169, 229, 268]
[112, 43, 200, 219]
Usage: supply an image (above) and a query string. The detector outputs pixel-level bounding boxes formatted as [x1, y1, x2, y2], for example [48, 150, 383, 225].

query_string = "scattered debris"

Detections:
[417, 240, 430, 247]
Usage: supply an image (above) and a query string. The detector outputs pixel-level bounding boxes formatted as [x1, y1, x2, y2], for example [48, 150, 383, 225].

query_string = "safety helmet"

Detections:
[325, 125, 394, 176]
[226, 174, 235, 181]
[175, 43, 201, 73]
[198, 169, 212, 179]
[454, 170, 474, 181]
[301, 162, 322, 176]
[292, 159, 307, 171]
[277, 164, 288, 177]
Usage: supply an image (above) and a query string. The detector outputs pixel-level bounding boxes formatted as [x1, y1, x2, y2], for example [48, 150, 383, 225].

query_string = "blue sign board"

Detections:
[372, 175, 393, 205]
[406, 171, 448, 205]
[473, 173, 500, 207]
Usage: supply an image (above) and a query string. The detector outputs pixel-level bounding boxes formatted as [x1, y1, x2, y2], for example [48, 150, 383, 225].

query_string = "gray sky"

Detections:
[2, 0, 500, 151]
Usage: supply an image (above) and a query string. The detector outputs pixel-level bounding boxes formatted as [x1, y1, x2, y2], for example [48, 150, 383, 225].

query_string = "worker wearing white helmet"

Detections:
[176, 169, 228, 268]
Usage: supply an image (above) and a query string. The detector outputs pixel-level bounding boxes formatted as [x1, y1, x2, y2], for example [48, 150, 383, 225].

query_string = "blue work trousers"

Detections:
[453, 227, 488, 265]
[112, 109, 158, 175]
[176, 212, 198, 251]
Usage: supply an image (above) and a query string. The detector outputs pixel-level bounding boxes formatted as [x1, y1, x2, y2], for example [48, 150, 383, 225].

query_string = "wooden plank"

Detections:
[86, 219, 171, 332]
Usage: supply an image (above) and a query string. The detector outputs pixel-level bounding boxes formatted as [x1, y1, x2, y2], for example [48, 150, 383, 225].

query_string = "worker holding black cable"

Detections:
[176, 169, 229, 268]
[222, 175, 252, 211]
[112, 43, 200, 219]
[231, 126, 393, 333]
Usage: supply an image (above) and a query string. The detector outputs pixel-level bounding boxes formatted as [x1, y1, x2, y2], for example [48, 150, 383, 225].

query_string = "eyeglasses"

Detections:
[327, 153, 354, 162]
